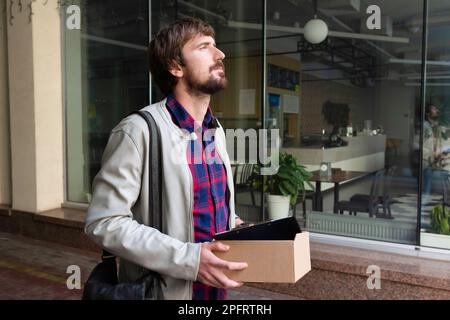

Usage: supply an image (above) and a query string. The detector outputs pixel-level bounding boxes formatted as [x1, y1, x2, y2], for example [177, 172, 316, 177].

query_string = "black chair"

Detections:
[349, 166, 396, 219]
[233, 163, 257, 206]
[334, 170, 385, 217]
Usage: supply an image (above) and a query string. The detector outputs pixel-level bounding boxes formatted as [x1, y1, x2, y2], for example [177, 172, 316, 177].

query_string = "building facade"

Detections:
[1, 0, 450, 295]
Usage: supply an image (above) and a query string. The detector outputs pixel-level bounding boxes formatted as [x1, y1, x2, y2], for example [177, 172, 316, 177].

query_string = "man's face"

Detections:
[178, 34, 227, 95]
[429, 105, 440, 120]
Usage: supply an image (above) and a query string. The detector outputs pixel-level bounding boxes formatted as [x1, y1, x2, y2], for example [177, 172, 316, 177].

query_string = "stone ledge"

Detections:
[0, 206, 11, 217]
[248, 268, 450, 300]
[33, 208, 86, 229]
[309, 242, 450, 292]
[0, 208, 99, 252]
[248, 240, 450, 299]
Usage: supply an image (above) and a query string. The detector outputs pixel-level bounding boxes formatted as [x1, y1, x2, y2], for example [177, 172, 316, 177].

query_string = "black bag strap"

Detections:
[102, 110, 162, 261]
[134, 110, 163, 230]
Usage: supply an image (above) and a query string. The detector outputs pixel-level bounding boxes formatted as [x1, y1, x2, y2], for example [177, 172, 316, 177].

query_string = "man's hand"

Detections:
[235, 217, 245, 227]
[434, 152, 450, 164]
[196, 242, 248, 288]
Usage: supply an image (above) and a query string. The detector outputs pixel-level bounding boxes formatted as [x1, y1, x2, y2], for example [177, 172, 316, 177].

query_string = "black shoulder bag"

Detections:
[82, 110, 166, 300]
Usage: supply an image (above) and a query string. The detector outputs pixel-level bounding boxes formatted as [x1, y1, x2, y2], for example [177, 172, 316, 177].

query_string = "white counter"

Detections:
[282, 134, 386, 191]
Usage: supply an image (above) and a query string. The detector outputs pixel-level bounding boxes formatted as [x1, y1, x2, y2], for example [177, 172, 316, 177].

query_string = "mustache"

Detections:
[210, 61, 225, 72]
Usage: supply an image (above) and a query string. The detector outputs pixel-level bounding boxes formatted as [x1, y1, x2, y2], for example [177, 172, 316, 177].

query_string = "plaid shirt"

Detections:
[166, 94, 229, 300]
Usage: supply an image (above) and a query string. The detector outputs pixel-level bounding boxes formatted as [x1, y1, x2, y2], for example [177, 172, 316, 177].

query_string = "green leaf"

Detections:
[281, 180, 296, 195]
[430, 205, 450, 234]
[290, 194, 298, 206]
[278, 183, 290, 196]
[277, 170, 292, 181]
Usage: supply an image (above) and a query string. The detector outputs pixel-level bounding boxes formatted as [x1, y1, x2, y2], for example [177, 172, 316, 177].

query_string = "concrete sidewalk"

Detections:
[0, 231, 299, 300]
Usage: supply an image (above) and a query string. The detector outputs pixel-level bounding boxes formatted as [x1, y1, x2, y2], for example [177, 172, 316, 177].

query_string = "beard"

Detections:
[428, 112, 439, 121]
[184, 62, 228, 95]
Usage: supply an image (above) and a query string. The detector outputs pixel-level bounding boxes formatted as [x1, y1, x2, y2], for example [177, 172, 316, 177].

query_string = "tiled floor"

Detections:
[0, 232, 299, 300]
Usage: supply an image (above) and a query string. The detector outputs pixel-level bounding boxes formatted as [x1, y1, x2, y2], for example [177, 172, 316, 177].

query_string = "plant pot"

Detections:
[420, 231, 450, 250]
[267, 194, 291, 220]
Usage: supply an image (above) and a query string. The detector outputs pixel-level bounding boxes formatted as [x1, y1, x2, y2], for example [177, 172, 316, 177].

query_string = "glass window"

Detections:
[420, 0, 450, 249]
[62, 0, 450, 250]
[264, 0, 424, 245]
[64, 0, 149, 203]
[150, 0, 265, 223]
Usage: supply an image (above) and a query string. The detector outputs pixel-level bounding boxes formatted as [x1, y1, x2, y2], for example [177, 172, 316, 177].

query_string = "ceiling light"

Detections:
[304, 0, 328, 44]
[304, 18, 329, 44]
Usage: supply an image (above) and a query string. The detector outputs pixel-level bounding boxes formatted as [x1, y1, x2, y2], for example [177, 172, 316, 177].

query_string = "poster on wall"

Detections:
[239, 89, 256, 115]
[283, 95, 299, 114]
[269, 93, 280, 108]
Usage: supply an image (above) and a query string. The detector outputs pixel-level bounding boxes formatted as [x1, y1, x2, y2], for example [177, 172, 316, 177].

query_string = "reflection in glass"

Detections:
[265, 0, 425, 244]
[61, 1, 450, 249]
[64, 0, 149, 203]
[420, 0, 450, 249]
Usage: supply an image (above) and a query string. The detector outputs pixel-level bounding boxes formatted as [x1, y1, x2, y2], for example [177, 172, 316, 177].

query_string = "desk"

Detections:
[310, 169, 369, 212]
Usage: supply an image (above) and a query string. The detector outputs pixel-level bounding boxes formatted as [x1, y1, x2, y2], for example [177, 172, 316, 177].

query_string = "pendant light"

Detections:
[303, 0, 329, 44]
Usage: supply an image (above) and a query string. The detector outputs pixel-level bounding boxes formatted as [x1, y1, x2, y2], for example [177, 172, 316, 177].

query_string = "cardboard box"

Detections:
[215, 232, 311, 283]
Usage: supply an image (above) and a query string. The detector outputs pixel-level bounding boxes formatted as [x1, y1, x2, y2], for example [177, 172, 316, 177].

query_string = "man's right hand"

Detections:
[196, 241, 248, 288]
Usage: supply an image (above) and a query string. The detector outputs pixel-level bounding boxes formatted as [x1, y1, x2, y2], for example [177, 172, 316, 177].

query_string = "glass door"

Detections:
[264, 0, 424, 245]
[64, 0, 150, 203]
[420, 0, 450, 250]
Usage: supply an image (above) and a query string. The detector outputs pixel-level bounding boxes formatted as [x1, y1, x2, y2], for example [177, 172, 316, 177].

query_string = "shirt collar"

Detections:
[166, 94, 219, 133]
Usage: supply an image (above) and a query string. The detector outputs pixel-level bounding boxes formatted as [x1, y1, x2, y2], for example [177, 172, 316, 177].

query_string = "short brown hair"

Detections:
[148, 17, 215, 95]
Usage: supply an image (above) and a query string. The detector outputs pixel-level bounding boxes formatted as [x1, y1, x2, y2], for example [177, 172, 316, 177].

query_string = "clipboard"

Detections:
[213, 216, 301, 241]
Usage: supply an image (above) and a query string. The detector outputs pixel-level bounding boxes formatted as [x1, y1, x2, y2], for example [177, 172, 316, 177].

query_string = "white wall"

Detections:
[7, 2, 64, 212]
[374, 81, 416, 157]
[301, 74, 376, 134]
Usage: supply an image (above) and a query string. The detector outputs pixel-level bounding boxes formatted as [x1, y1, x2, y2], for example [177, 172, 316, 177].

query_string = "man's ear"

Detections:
[169, 60, 183, 78]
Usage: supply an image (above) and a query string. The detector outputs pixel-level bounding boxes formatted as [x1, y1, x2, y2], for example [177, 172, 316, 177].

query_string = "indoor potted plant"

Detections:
[420, 204, 450, 249]
[248, 152, 313, 220]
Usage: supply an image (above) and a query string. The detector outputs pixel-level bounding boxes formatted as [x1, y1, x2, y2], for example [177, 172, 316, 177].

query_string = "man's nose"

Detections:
[215, 47, 225, 60]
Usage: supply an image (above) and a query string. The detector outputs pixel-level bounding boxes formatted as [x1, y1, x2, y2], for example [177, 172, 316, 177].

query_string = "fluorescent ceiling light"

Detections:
[401, 70, 450, 77]
[176, 0, 409, 45]
[389, 58, 450, 66]
[227, 21, 410, 44]
[407, 75, 450, 80]
[178, 0, 227, 21]
[317, 6, 396, 59]
[407, 12, 450, 26]
[81, 34, 147, 51]
[404, 82, 450, 86]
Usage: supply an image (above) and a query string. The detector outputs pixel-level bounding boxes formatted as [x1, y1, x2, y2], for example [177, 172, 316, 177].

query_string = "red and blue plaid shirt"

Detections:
[166, 94, 229, 300]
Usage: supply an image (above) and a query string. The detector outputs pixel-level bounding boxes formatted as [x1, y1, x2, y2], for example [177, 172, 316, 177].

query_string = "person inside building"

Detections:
[422, 103, 450, 200]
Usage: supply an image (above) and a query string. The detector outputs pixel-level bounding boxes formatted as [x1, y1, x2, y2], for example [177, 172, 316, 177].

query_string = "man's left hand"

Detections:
[235, 217, 245, 227]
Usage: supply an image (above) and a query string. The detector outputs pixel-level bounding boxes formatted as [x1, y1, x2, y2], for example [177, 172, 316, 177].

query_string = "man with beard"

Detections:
[85, 18, 247, 300]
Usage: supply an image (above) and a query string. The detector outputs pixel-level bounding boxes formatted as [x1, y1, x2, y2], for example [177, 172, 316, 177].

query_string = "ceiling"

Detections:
[83, 0, 450, 86]
[175, 0, 450, 86]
